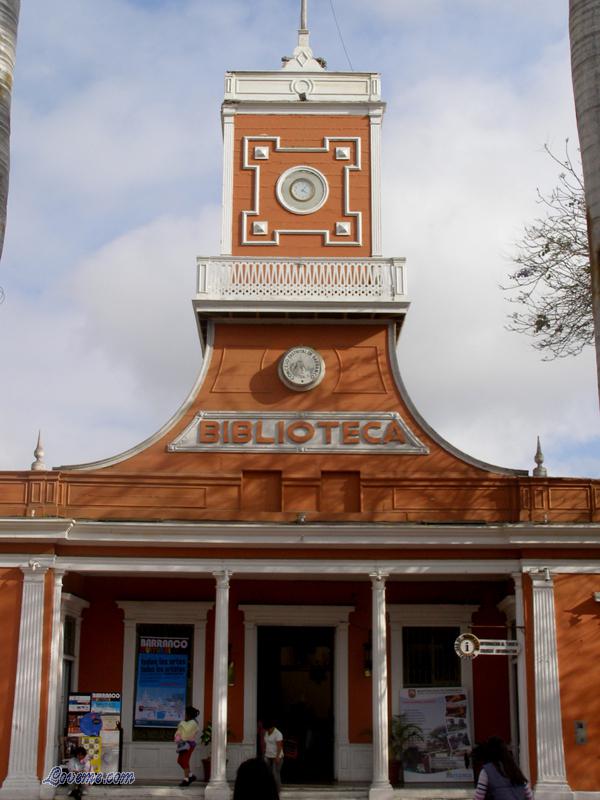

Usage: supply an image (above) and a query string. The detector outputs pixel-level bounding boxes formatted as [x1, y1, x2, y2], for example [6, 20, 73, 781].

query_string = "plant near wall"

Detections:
[389, 714, 423, 786]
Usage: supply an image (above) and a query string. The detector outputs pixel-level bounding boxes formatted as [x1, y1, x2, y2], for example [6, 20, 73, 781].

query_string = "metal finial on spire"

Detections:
[532, 436, 548, 478]
[31, 430, 48, 471]
[300, 0, 308, 33]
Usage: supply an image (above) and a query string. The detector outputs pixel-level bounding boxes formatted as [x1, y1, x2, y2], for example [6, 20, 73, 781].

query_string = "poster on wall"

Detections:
[67, 692, 122, 773]
[134, 636, 189, 727]
[399, 688, 474, 783]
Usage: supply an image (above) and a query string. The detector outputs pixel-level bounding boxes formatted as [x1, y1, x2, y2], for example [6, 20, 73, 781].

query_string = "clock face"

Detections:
[290, 178, 315, 202]
[276, 166, 329, 215]
[278, 346, 325, 391]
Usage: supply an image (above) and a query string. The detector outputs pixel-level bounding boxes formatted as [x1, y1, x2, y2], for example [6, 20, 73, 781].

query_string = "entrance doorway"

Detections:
[257, 626, 334, 784]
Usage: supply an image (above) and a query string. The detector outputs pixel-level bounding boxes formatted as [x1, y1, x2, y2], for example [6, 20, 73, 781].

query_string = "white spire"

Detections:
[532, 436, 548, 478]
[282, 0, 325, 72]
[31, 430, 48, 471]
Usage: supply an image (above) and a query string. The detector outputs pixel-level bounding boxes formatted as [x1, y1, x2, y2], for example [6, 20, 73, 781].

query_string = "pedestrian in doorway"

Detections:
[263, 719, 284, 790]
[174, 705, 199, 787]
[233, 757, 279, 800]
[66, 745, 90, 800]
[473, 737, 533, 800]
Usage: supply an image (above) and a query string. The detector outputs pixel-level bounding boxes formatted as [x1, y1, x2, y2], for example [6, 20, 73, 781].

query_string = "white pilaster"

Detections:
[39, 570, 66, 799]
[206, 571, 232, 800]
[369, 572, 393, 800]
[220, 108, 235, 256]
[0, 563, 49, 799]
[369, 108, 383, 257]
[530, 570, 573, 800]
[511, 572, 531, 781]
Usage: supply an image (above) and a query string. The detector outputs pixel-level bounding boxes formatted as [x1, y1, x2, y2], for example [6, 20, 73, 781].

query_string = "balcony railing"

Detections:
[195, 257, 408, 314]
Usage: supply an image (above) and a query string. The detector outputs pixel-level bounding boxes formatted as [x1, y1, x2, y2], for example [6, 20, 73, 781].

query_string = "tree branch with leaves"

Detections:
[502, 143, 593, 359]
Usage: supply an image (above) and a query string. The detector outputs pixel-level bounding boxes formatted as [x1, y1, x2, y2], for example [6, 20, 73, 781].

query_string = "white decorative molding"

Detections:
[206, 572, 232, 800]
[370, 573, 393, 800]
[220, 108, 235, 256]
[251, 221, 268, 235]
[40, 570, 66, 800]
[530, 571, 573, 800]
[117, 601, 213, 780]
[239, 604, 353, 781]
[0, 564, 48, 799]
[254, 146, 269, 160]
[223, 71, 383, 103]
[194, 257, 409, 318]
[335, 147, 351, 160]
[335, 221, 351, 236]
[369, 109, 383, 256]
[241, 135, 362, 246]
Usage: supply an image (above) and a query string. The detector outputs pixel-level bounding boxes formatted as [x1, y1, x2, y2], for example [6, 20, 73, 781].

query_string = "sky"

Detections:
[0, 0, 598, 478]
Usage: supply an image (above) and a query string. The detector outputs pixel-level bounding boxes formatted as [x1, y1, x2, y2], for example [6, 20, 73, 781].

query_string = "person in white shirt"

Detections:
[263, 720, 283, 790]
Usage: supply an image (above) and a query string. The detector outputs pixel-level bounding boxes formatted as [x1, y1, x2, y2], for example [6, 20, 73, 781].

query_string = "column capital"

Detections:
[369, 570, 389, 586]
[20, 560, 50, 581]
[213, 569, 232, 588]
[529, 567, 554, 588]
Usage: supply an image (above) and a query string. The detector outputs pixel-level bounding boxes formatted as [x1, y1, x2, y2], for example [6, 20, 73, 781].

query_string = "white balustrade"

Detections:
[196, 257, 407, 306]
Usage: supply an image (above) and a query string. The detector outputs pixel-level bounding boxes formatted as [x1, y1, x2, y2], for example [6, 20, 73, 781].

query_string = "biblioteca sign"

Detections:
[168, 412, 429, 455]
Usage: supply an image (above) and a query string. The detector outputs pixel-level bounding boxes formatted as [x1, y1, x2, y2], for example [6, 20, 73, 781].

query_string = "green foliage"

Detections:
[389, 713, 423, 761]
[503, 143, 593, 358]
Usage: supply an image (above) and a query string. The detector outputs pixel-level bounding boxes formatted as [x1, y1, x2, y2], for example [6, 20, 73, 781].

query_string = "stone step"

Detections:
[55, 783, 473, 799]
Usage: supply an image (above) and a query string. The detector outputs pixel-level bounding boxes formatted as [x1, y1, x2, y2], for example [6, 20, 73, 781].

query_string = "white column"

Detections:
[39, 570, 65, 799]
[0, 563, 49, 799]
[334, 621, 350, 780]
[206, 570, 232, 800]
[120, 618, 137, 769]
[369, 108, 383, 257]
[220, 108, 235, 256]
[242, 621, 257, 748]
[369, 572, 393, 800]
[530, 570, 573, 800]
[511, 572, 530, 781]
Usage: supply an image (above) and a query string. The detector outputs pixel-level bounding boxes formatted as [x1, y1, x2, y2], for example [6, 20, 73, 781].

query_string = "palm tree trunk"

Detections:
[570, 0, 600, 403]
[0, 0, 19, 262]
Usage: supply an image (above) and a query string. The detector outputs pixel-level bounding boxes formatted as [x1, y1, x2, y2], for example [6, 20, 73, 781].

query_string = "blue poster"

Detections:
[134, 637, 189, 727]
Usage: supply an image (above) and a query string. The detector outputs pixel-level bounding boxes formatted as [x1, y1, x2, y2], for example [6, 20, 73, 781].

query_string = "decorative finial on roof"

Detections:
[31, 430, 48, 472]
[532, 436, 548, 478]
[281, 0, 326, 73]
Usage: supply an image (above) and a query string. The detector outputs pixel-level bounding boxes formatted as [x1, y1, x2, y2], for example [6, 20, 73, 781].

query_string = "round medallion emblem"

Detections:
[278, 346, 325, 392]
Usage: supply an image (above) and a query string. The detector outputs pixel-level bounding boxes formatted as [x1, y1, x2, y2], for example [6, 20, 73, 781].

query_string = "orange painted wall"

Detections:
[554, 574, 600, 791]
[232, 115, 372, 257]
[0, 569, 22, 784]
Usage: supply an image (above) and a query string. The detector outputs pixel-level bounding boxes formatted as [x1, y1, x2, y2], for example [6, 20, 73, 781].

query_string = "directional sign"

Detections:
[454, 634, 520, 659]
[454, 633, 480, 659]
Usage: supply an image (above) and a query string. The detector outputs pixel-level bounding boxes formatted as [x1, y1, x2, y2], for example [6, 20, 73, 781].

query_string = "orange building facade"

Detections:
[0, 15, 599, 800]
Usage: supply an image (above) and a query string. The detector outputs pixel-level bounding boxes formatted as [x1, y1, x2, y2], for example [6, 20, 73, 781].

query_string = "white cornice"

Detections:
[223, 102, 386, 116]
[0, 519, 599, 550]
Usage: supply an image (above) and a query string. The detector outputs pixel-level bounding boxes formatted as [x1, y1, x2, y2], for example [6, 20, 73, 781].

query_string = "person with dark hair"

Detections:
[473, 737, 533, 800]
[233, 757, 279, 800]
[263, 719, 284, 790]
[174, 705, 199, 787]
[66, 745, 90, 800]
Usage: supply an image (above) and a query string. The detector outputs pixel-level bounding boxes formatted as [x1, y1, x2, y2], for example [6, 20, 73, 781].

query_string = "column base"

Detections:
[369, 782, 394, 800]
[534, 782, 573, 800]
[205, 780, 232, 800]
[39, 784, 57, 799]
[0, 775, 41, 800]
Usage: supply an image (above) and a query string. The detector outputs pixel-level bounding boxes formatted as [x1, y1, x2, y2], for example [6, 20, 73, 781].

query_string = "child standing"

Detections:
[66, 745, 91, 800]
[175, 705, 200, 787]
